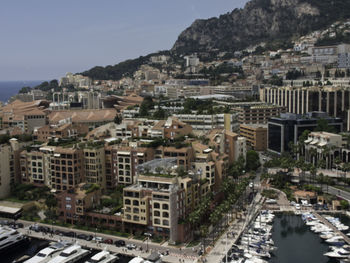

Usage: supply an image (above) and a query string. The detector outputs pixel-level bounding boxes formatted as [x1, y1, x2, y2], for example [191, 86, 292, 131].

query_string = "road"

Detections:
[321, 185, 350, 202]
[12, 219, 199, 263]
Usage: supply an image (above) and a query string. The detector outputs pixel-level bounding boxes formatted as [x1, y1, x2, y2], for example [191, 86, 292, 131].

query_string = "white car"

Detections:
[126, 243, 137, 250]
[92, 236, 103, 243]
[266, 199, 277, 204]
[295, 204, 301, 210]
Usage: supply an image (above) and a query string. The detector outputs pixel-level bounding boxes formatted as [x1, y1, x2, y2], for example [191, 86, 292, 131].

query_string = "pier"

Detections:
[313, 212, 350, 245]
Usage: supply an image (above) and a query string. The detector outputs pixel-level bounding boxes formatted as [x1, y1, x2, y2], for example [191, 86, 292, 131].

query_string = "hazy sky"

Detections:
[0, 0, 248, 81]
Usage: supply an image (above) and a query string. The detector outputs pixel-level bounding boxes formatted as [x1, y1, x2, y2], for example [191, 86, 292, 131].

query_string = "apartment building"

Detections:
[34, 123, 88, 142]
[260, 86, 350, 130]
[83, 144, 106, 190]
[104, 146, 116, 189]
[50, 147, 84, 192]
[304, 132, 343, 169]
[150, 117, 193, 140]
[57, 183, 101, 224]
[240, 124, 268, 151]
[173, 113, 239, 132]
[0, 139, 21, 199]
[235, 104, 286, 124]
[122, 159, 210, 243]
[20, 151, 47, 186]
[112, 146, 154, 186]
[192, 143, 216, 189]
[0, 100, 49, 133]
[155, 146, 194, 171]
[207, 129, 246, 164]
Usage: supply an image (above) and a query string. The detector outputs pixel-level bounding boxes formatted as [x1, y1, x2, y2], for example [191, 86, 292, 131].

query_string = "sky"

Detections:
[0, 0, 248, 81]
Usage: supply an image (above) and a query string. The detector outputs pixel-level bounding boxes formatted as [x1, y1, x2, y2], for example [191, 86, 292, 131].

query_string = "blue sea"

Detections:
[0, 80, 44, 102]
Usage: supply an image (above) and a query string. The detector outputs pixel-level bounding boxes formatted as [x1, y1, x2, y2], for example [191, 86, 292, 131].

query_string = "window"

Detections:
[133, 200, 139, 206]
[163, 212, 169, 218]
[154, 211, 160, 217]
[162, 204, 169, 210]
[154, 202, 160, 209]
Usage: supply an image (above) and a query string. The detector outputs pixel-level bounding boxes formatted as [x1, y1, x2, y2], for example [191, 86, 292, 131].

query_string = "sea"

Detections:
[0, 81, 44, 103]
[270, 213, 343, 263]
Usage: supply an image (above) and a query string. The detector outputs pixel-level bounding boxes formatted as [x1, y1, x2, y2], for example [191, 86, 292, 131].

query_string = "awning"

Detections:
[118, 151, 130, 155]
[318, 142, 327, 147]
[310, 139, 319, 145]
[304, 138, 313, 144]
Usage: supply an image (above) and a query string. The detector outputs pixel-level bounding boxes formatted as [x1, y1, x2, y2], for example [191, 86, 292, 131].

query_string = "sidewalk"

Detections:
[202, 192, 264, 263]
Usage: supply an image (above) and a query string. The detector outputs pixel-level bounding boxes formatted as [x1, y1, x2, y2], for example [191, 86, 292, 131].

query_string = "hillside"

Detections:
[172, 0, 350, 54]
[82, 0, 350, 80]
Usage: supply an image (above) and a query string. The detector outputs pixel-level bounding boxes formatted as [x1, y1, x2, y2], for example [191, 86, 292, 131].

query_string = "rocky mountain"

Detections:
[172, 0, 350, 54]
[82, 0, 350, 80]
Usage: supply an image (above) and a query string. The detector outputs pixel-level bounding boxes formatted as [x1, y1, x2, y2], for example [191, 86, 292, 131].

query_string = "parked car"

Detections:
[115, 240, 126, 247]
[126, 243, 136, 250]
[64, 231, 75, 237]
[93, 236, 104, 243]
[266, 199, 277, 204]
[103, 239, 113, 244]
[77, 234, 89, 240]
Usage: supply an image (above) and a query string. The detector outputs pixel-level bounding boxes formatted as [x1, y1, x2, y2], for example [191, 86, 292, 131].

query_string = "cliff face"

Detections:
[172, 0, 350, 54]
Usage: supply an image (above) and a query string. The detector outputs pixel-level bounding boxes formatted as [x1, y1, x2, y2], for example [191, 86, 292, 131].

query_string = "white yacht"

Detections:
[47, 243, 90, 263]
[325, 236, 345, 246]
[320, 231, 335, 240]
[85, 249, 118, 263]
[128, 257, 152, 263]
[24, 241, 71, 263]
[243, 253, 269, 263]
[324, 247, 350, 259]
[0, 226, 26, 253]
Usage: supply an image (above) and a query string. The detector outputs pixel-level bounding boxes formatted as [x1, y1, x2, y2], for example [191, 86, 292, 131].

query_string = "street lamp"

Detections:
[225, 232, 228, 263]
[144, 232, 152, 252]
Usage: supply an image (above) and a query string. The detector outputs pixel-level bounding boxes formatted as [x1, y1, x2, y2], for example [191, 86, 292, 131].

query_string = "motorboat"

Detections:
[47, 243, 90, 263]
[24, 241, 71, 263]
[0, 226, 27, 253]
[320, 231, 336, 240]
[244, 248, 271, 259]
[325, 236, 345, 246]
[85, 249, 118, 263]
[324, 247, 350, 259]
[128, 257, 152, 263]
[243, 252, 269, 263]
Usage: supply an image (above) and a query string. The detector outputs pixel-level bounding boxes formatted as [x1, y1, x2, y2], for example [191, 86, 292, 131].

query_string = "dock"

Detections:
[313, 212, 350, 245]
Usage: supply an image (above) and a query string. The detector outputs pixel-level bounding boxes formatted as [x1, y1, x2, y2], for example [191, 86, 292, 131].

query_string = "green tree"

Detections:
[315, 119, 336, 133]
[19, 86, 32, 94]
[45, 194, 57, 209]
[114, 115, 122, 124]
[139, 97, 154, 117]
[245, 150, 260, 171]
[340, 200, 349, 210]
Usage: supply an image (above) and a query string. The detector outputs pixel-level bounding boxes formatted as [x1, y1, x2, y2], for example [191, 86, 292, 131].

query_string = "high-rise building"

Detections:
[268, 112, 343, 154]
[261, 86, 350, 130]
